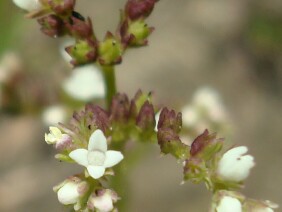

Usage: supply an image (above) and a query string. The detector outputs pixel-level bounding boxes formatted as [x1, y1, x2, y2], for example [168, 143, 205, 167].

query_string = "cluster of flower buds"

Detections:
[44, 91, 160, 210]
[13, 0, 158, 66]
[156, 107, 189, 159]
[118, 0, 157, 46]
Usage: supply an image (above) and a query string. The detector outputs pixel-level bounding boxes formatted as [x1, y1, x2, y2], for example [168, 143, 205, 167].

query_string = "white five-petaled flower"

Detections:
[13, 0, 42, 11]
[216, 196, 242, 212]
[69, 129, 124, 179]
[217, 146, 255, 182]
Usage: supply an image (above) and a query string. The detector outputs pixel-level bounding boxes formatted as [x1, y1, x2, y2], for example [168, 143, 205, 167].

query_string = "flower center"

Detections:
[87, 150, 106, 166]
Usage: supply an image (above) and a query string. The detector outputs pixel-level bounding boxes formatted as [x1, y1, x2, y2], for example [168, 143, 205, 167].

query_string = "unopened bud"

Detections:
[157, 107, 182, 133]
[65, 39, 97, 65]
[125, 0, 158, 20]
[38, 14, 65, 37]
[98, 32, 123, 65]
[136, 101, 155, 130]
[190, 129, 223, 160]
[110, 93, 130, 123]
[67, 16, 94, 39]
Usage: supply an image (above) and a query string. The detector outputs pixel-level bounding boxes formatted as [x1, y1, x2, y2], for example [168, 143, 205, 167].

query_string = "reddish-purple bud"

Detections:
[136, 101, 155, 130]
[85, 104, 110, 133]
[110, 93, 131, 123]
[37, 14, 65, 37]
[125, 0, 158, 20]
[48, 0, 75, 16]
[66, 16, 95, 39]
[190, 129, 223, 159]
[157, 107, 182, 133]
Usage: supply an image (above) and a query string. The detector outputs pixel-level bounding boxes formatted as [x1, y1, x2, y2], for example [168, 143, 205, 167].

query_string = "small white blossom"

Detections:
[54, 176, 89, 208]
[45, 127, 72, 150]
[42, 105, 67, 126]
[13, 0, 42, 11]
[216, 196, 242, 212]
[69, 129, 124, 179]
[217, 146, 255, 182]
[62, 65, 105, 101]
[88, 189, 118, 212]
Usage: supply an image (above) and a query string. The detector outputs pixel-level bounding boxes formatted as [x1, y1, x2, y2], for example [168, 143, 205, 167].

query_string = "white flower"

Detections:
[42, 105, 67, 126]
[88, 189, 118, 212]
[217, 146, 255, 182]
[62, 64, 105, 101]
[45, 127, 72, 150]
[54, 176, 89, 207]
[69, 129, 124, 179]
[216, 196, 242, 212]
[13, 0, 42, 11]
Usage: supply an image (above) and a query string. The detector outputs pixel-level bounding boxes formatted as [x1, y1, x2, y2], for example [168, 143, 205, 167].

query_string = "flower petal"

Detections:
[69, 149, 88, 167]
[104, 150, 124, 168]
[87, 166, 106, 179]
[88, 129, 107, 152]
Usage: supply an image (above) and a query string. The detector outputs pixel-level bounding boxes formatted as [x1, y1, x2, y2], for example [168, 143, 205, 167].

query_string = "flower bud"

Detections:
[136, 101, 155, 130]
[120, 19, 154, 46]
[110, 93, 130, 123]
[190, 129, 223, 160]
[125, 0, 158, 20]
[157, 107, 182, 133]
[65, 39, 97, 65]
[87, 189, 119, 212]
[98, 32, 123, 65]
[53, 176, 89, 209]
[85, 104, 110, 133]
[48, 0, 75, 16]
[13, 0, 42, 12]
[67, 16, 94, 39]
[38, 14, 65, 37]
[217, 146, 255, 182]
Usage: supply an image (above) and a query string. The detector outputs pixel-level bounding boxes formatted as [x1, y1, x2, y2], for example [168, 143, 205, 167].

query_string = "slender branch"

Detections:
[101, 65, 116, 109]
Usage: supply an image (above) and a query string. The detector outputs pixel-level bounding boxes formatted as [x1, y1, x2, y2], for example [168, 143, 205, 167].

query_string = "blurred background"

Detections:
[0, 0, 281, 211]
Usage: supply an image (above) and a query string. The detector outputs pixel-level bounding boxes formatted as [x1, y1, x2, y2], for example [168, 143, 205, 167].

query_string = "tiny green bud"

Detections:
[127, 19, 153, 46]
[98, 32, 123, 65]
[65, 39, 97, 65]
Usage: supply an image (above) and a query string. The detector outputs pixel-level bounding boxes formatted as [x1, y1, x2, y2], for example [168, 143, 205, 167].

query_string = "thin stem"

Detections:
[101, 65, 116, 109]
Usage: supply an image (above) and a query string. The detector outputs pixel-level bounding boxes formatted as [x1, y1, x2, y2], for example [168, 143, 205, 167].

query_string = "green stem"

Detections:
[101, 65, 116, 109]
